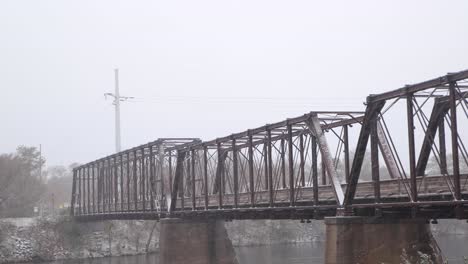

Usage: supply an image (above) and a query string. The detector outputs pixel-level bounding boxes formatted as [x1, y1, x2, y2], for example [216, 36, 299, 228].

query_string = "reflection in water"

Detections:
[45, 235, 467, 264]
[235, 243, 324, 264]
[46, 254, 160, 264]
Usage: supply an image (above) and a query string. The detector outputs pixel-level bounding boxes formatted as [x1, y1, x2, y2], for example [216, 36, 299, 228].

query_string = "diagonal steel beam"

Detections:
[343, 100, 386, 206]
[305, 115, 345, 206]
[213, 149, 228, 193]
[415, 99, 451, 176]
[169, 151, 186, 212]
[377, 121, 400, 179]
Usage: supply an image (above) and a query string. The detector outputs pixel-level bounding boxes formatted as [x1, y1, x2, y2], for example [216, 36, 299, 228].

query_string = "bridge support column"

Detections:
[324, 217, 443, 264]
[159, 218, 238, 264]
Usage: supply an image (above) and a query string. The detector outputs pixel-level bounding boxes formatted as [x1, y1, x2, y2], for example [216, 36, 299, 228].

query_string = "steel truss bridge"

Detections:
[71, 70, 468, 221]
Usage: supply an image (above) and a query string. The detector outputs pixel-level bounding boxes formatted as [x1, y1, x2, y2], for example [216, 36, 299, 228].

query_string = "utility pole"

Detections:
[105, 69, 133, 153]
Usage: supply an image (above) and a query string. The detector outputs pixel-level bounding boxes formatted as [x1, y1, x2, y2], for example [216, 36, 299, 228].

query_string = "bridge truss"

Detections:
[71, 70, 468, 221]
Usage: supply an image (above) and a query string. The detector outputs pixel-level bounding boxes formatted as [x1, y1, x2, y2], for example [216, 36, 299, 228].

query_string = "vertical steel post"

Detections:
[104, 160, 108, 212]
[203, 146, 209, 209]
[92, 164, 96, 213]
[312, 136, 319, 205]
[371, 116, 380, 203]
[78, 168, 82, 215]
[87, 166, 90, 214]
[232, 139, 239, 208]
[133, 150, 138, 211]
[299, 134, 306, 187]
[267, 129, 274, 207]
[126, 153, 130, 211]
[263, 141, 269, 191]
[106, 160, 110, 212]
[82, 167, 86, 215]
[108, 160, 112, 212]
[287, 124, 295, 206]
[169, 151, 173, 195]
[343, 125, 350, 183]
[280, 138, 287, 189]
[106, 160, 109, 212]
[449, 82, 461, 201]
[180, 153, 186, 211]
[141, 149, 146, 211]
[114, 157, 118, 212]
[248, 134, 255, 207]
[149, 146, 155, 211]
[97, 162, 101, 213]
[407, 94, 418, 202]
[191, 149, 196, 210]
[159, 144, 165, 210]
[120, 155, 124, 212]
[217, 142, 223, 209]
[83, 168, 87, 214]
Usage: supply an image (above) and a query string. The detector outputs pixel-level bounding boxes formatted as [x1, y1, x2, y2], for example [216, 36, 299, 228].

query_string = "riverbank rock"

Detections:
[0, 217, 159, 263]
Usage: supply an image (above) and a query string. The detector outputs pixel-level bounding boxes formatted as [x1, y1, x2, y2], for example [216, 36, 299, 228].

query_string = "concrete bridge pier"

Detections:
[324, 217, 443, 264]
[159, 218, 238, 264]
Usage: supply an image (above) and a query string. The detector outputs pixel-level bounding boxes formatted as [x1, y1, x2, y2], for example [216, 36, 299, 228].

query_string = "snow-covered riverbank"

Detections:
[0, 216, 466, 263]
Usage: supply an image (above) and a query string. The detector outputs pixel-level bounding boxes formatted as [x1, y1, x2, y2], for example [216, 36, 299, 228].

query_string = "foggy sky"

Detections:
[1, 0, 468, 167]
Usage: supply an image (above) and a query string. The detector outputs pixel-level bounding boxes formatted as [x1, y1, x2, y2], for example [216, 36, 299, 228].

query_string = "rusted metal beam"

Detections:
[287, 124, 295, 207]
[312, 136, 318, 205]
[203, 146, 209, 210]
[169, 151, 186, 212]
[280, 138, 286, 189]
[370, 116, 380, 203]
[299, 134, 305, 187]
[133, 151, 138, 211]
[248, 134, 255, 207]
[191, 149, 196, 210]
[92, 164, 96, 213]
[267, 129, 274, 207]
[126, 153, 130, 211]
[306, 115, 345, 206]
[377, 121, 400, 179]
[415, 99, 451, 176]
[449, 82, 461, 201]
[233, 139, 239, 208]
[343, 100, 385, 206]
[149, 147, 155, 211]
[343, 125, 350, 183]
[87, 166, 91, 214]
[368, 70, 468, 103]
[407, 94, 417, 202]
[439, 120, 448, 174]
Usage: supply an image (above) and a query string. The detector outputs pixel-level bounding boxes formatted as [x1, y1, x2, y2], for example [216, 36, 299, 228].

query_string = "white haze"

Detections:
[1, 0, 467, 166]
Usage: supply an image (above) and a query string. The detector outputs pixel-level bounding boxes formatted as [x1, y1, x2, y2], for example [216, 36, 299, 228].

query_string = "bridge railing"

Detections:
[167, 112, 365, 213]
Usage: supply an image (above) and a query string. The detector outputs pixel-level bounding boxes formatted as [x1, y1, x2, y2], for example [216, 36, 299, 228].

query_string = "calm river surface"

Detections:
[46, 235, 467, 264]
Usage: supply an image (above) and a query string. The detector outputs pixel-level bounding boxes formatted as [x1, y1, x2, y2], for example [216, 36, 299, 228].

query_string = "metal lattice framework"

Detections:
[71, 69, 468, 221]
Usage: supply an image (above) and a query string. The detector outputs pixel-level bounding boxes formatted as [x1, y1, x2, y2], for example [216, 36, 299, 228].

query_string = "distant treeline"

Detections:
[0, 146, 78, 218]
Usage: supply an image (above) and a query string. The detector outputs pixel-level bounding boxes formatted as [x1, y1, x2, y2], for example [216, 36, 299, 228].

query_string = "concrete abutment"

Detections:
[159, 218, 238, 264]
[324, 217, 443, 264]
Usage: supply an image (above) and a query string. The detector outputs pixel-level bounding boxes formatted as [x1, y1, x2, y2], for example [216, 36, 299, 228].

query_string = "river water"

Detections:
[46, 235, 467, 264]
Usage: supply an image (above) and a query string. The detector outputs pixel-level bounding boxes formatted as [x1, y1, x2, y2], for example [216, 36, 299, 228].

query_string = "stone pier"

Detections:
[159, 218, 238, 264]
[324, 217, 443, 264]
